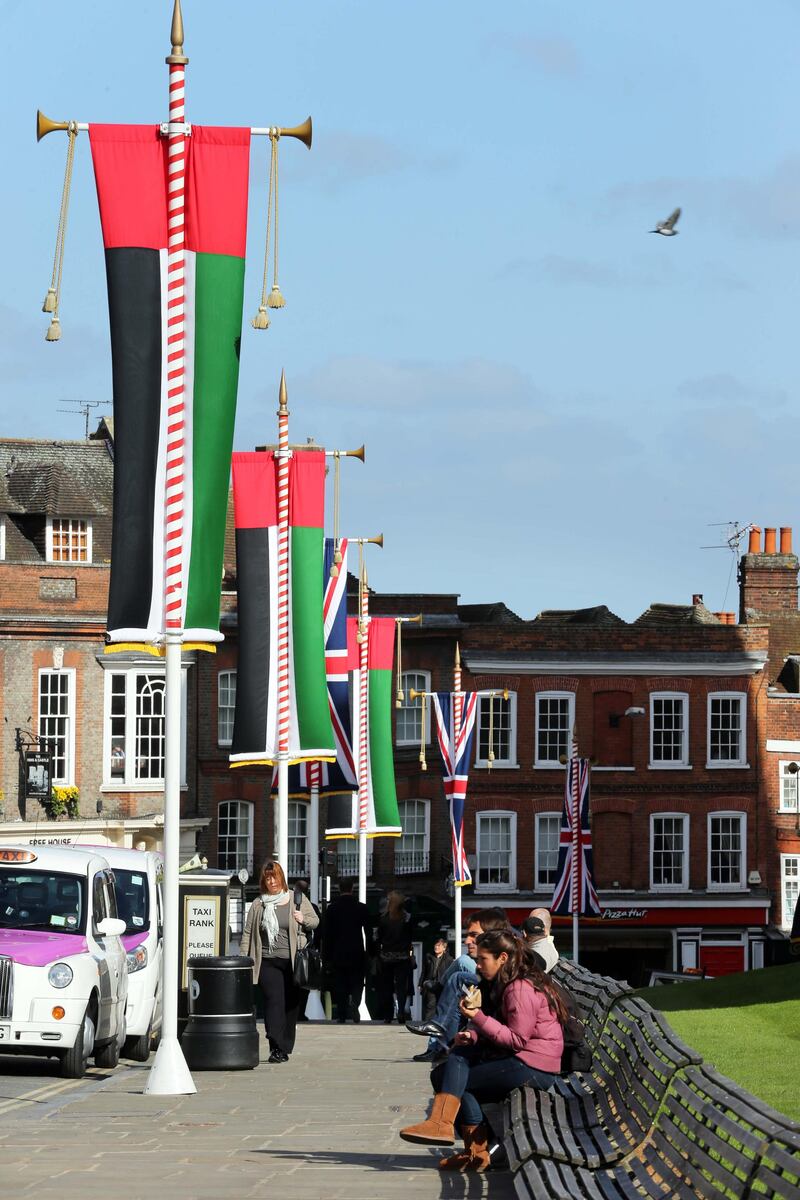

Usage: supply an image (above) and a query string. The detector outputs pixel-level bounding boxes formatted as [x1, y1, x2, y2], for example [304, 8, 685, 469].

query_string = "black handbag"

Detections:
[293, 942, 322, 989]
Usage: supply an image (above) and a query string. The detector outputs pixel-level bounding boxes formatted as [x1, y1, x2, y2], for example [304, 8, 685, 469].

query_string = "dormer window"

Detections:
[46, 517, 92, 564]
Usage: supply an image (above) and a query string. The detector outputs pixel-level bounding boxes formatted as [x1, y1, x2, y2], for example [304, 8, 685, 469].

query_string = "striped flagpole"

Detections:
[357, 558, 370, 905]
[453, 643, 464, 954]
[276, 371, 291, 872]
[146, 0, 195, 1097]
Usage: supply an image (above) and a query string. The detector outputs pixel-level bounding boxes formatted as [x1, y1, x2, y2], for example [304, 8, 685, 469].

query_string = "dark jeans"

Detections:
[426, 969, 476, 1049]
[421, 987, 439, 1022]
[432, 1047, 556, 1127]
[378, 959, 413, 1021]
[331, 963, 365, 1021]
[258, 957, 299, 1055]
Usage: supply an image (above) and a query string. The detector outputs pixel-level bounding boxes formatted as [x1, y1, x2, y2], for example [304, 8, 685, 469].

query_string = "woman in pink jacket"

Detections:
[400, 928, 566, 1172]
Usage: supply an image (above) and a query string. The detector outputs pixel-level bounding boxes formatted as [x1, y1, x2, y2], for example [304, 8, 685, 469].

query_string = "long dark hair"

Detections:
[476, 929, 569, 1024]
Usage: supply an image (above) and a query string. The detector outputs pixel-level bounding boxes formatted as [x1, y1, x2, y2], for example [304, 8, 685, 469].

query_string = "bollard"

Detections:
[181, 955, 259, 1070]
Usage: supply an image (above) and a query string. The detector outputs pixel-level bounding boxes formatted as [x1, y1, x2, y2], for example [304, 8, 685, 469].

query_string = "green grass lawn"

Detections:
[636, 963, 800, 1122]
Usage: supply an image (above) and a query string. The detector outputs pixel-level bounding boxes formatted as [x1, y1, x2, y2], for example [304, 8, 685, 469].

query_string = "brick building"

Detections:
[0, 431, 206, 856]
[195, 573, 793, 984]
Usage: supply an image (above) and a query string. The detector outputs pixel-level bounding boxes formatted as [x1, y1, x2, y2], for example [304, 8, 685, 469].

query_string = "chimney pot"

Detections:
[728, 612, 736, 625]
[780, 527, 793, 555]
[748, 527, 761, 554]
[764, 527, 777, 554]
[692, 593, 703, 606]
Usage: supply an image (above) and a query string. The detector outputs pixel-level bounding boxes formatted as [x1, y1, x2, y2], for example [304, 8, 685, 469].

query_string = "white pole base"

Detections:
[357, 995, 371, 1022]
[305, 989, 326, 1020]
[144, 1036, 197, 1096]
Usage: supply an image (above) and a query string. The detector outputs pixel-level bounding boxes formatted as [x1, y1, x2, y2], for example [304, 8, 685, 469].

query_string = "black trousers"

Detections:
[258, 957, 299, 1055]
[331, 964, 365, 1021]
[378, 960, 413, 1021]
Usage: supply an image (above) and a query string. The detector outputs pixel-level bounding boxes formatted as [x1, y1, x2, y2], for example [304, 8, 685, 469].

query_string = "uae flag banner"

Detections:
[229, 450, 335, 767]
[273, 537, 357, 797]
[326, 616, 402, 839]
[89, 124, 251, 647]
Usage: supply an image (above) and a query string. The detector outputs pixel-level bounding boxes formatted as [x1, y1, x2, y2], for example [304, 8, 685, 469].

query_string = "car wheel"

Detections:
[60, 1008, 95, 1079]
[124, 1021, 152, 1063]
[94, 1034, 121, 1069]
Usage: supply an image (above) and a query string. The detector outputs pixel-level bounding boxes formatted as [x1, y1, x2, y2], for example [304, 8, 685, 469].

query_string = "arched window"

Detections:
[395, 799, 430, 874]
[217, 800, 254, 873]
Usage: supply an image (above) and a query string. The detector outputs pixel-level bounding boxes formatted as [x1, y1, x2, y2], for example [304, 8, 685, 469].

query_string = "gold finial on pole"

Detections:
[455, 642, 461, 671]
[278, 369, 288, 415]
[166, 0, 189, 65]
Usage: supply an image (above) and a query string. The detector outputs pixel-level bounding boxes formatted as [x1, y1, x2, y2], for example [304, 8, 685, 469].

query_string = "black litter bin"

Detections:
[181, 955, 259, 1070]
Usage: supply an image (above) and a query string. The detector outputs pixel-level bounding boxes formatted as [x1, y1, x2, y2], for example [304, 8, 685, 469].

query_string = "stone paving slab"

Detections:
[0, 1025, 517, 1200]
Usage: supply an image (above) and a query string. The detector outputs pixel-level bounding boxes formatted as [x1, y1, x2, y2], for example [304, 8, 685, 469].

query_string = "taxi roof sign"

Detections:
[0, 849, 38, 864]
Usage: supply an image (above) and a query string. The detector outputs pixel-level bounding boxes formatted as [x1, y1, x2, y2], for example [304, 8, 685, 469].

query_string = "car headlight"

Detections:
[48, 962, 73, 989]
[126, 945, 148, 974]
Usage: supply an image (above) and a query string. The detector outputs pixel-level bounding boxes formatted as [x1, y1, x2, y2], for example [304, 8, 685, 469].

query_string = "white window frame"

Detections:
[707, 692, 748, 768]
[475, 810, 517, 892]
[287, 799, 310, 879]
[649, 692, 690, 768]
[650, 812, 689, 891]
[475, 691, 518, 768]
[707, 811, 747, 891]
[217, 800, 254, 875]
[45, 516, 93, 564]
[336, 839, 373, 877]
[395, 798, 431, 874]
[534, 691, 575, 768]
[0, 516, 5, 561]
[217, 669, 237, 747]
[396, 670, 431, 746]
[102, 667, 187, 789]
[37, 667, 76, 786]
[535, 811, 561, 890]
[778, 761, 800, 814]
[780, 854, 799, 931]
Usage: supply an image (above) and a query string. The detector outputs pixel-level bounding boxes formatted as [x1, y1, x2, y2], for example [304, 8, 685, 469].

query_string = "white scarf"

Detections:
[259, 891, 291, 953]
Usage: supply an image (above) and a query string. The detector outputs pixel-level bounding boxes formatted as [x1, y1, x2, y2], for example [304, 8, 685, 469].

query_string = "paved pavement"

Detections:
[0, 1024, 518, 1200]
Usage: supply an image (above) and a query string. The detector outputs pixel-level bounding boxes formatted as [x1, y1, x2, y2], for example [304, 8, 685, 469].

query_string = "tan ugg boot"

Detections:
[438, 1122, 491, 1171]
[399, 1093, 461, 1145]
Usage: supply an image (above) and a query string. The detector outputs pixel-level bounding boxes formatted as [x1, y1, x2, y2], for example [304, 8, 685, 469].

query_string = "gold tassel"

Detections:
[330, 456, 341, 578]
[251, 135, 277, 331]
[395, 617, 404, 708]
[487, 693, 495, 771]
[267, 284, 285, 309]
[268, 133, 285, 307]
[419, 694, 427, 770]
[42, 287, 57, 314]
[251, 306, 270, 330]
[45, 316, 62, 342]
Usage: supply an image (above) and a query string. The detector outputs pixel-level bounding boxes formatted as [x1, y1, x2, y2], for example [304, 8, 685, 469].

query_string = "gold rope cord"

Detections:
[267, 132, 285, 308]
[419, 692, 427, 771]
[330, 452, 341, 577]
[487, 692, 496, 770]
[395, 618, 404, 706]
[252, 134, 277, 329]
[43, 121, 78, 341]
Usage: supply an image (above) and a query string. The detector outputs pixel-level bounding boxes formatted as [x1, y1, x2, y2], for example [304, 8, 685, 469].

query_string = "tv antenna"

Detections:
[57, 400, 102, 440]
[701, 521, 755, 610]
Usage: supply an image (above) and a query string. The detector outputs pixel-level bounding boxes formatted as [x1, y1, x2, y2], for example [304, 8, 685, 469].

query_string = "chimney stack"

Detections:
[739, 523, 798, 621]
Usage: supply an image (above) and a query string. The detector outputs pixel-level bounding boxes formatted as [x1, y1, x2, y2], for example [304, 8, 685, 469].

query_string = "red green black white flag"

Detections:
[89, 124, 251, 648]
[229, 450, 335, 767]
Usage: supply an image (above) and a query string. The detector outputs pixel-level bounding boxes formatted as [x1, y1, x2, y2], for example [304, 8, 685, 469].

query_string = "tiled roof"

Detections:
[532, 605, 627, 627]
[0, 438, 113, 562]
[633, 602, 722, 627]
[457, 602, 524, 625]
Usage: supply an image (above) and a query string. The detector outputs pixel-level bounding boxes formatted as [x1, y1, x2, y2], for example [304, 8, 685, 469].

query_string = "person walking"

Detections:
[419, 937, 453, 1022]
[321, 877, 372, 1023]
[376, 891, 414, 1023]
[239, 859, 319, 1063]
[399, 929, 567, 1172]
[293, 878, 320, 1022]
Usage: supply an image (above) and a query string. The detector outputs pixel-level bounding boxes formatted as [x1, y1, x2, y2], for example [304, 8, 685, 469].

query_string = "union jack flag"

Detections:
[432, 691, 478, 887]
[273, 538, 357, 797]
[551, 755, 601, 916]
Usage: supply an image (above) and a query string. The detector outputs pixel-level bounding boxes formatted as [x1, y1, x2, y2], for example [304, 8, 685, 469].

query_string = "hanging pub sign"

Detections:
[24, 751, 52, 800]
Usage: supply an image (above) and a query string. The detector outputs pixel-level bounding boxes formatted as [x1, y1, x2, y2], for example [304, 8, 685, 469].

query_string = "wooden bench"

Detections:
[505, 996, 701, 1173]
[550, 960, 633, 1057]
[513, 1063, 800, 1200]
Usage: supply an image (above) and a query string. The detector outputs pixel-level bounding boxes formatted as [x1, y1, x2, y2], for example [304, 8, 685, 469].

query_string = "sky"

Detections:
[2, 0, 800, 621]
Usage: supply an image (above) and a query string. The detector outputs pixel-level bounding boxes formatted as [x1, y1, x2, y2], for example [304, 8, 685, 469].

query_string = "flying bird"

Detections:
[651, 207, 681, 236]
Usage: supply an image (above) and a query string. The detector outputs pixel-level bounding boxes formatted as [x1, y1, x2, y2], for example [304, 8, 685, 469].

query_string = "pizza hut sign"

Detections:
[601, 908, 648, 920]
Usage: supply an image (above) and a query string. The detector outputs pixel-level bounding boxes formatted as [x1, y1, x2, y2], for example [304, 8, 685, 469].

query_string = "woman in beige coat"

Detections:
[240, 859, 319, 1063]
